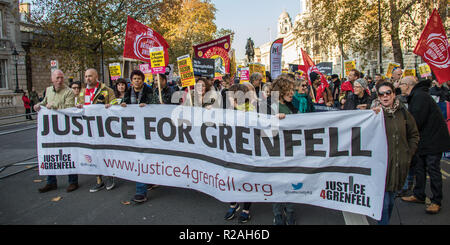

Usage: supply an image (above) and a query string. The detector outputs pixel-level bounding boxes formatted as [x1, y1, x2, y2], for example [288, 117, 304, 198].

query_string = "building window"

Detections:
[0, 59, 8, 89]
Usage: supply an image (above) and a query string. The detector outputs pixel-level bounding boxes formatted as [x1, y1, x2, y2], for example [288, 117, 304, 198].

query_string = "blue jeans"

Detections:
[136, 182, 147, 196]
[47, 175, 78, 185]
[378, 191, 395, 225]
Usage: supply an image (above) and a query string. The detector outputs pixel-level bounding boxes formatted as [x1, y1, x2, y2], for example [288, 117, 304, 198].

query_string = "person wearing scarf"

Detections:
[371, 81, 419, 225]
[292, 79, 315, 113]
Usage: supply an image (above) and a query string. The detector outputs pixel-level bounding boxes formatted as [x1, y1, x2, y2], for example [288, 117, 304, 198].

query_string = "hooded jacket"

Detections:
[407, 80, 450, 155]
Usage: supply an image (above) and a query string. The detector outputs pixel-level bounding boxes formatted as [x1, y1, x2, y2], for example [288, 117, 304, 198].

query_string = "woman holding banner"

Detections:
[269, 76, 298, 225]
[223, 83, 257, 223]
[371, 82, 419, 225]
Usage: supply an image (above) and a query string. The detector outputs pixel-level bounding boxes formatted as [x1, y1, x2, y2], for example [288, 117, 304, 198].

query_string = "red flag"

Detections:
[123, 16, 169, 66]
[301, 49, 328, 87]
[301, 49, 329, 104]
[413, 9, 450, 84]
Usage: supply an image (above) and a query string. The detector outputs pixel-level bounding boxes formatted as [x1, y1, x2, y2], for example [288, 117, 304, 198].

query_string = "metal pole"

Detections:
[378, 0, 383, 74]
[15, 61, 19, 93]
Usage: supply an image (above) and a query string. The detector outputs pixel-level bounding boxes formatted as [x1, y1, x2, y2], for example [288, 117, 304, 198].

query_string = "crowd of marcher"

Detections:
[33, 66, 450, 225]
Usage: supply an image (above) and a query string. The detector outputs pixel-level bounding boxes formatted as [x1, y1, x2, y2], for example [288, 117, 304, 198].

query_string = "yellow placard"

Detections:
[150, 47, 165, 73]
[144, 73, 153, 86]
[249, 63, 266, 83]
[344, 60, 356, 77]
[177, 54, 195, 87]
[109, 63, 121, 80]
[403, 68, 416, 77]
[418, 63, 432, 78]
[385, 62, 400, 78]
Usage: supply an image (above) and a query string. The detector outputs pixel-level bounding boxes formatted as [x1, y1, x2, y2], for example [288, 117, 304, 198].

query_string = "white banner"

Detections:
[270, 38, 283, 80]
[37, 105, 387, 220]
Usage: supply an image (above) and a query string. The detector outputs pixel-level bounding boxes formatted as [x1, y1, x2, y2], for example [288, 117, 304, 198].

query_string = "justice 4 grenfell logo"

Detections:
[320, 176, 371, 208]
[40, 149, 76, 170]
[285, 182, 312, 195]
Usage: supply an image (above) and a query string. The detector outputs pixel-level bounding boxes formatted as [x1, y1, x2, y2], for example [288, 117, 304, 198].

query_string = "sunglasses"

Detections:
[72, 87, 80, 90]
[378, 90, 393, 96]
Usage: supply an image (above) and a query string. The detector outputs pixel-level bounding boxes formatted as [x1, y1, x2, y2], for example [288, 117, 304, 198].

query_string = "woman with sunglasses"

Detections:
[371, 81, 419, 225]
[292, 79, 315, 113]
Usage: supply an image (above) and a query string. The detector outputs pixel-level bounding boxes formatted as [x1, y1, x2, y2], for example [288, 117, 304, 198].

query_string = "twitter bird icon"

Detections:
[292, 183, 303, 190]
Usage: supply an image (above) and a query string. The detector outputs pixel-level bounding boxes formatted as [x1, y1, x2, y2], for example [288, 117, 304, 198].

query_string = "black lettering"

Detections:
[144, 117, 157, 140]
[96, 116, 105, 137]
[178, 119, 194, 144]
[254, 129, 281, 157]
[283, 130, 302, 157]
[329, 127, 349, 157]
[219, 124, 234, 153]
[83, 116, 95, 137]
[41, 115, 49, 136]
[157, 117, 176, 141]
[235, 126, 252, 156]
[52, 115, 70, 135]
[305, 128, 326, 157]
[201, 122, 217, 148]
[71, 116, 83, 135]
[122, 117, 136, 139]
[351, 127, 371, 157]
[105, 117, 121, 138]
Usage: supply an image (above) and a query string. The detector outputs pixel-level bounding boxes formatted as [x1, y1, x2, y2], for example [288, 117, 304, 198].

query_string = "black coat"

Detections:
[407, 80, 450, 155]
[123, 85, 159, 105]
[343, 91, 372, 110]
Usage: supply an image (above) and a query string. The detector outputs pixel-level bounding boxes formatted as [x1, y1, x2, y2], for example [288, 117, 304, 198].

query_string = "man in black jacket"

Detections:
[400, 77, 450, 214]
[121, 70, 160, 203]
[152, 74, 175, 104]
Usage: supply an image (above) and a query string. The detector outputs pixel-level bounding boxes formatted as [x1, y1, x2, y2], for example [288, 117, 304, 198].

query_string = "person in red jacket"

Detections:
[22, 91, 32, 120]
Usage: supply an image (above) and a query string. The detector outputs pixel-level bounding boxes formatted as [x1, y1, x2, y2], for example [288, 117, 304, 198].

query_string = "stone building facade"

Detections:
[0, 0, 27, 116]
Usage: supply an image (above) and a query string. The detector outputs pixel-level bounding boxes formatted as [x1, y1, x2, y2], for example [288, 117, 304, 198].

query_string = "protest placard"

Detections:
[150, 47, 166, 74]
[139, 63, 153, 86]
[177, 54, 195, 87]
[385, 62, 400, 78]
[418, 63, 432, 78]
[240, 67, 250, 83]
[193, 58, 215, 78]
[249, 63, 266, 83]
[344, 60, 356, 77]
[109, 63, 121, 81]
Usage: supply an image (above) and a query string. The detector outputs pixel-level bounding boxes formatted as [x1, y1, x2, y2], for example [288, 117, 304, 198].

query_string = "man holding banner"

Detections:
[76, 68, 116, 192]
[121, 69, 160, 203]
[36, 69, 78, 193]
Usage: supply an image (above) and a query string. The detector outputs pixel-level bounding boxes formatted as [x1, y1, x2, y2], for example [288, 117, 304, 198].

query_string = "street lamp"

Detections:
[12, 48, 20, 93]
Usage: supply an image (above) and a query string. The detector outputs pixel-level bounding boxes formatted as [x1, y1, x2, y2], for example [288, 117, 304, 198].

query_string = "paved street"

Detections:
[0, 119, 449, 225]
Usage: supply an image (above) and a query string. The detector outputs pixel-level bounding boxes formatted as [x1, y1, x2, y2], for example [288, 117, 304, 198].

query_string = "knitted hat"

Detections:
[354, 78, 368, 90]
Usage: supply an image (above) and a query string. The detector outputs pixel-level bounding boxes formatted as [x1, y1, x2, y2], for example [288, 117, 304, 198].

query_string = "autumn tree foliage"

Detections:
[29, 0, 230, 76]
[294, 0, 448, 70]
[29, 0, 159, 75]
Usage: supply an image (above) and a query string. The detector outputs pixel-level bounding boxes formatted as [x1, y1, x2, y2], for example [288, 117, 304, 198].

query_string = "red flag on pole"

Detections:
[301, 48, 329, 104]
[413, 9, 450, 84]
[301, 48, 328, 87]
[123, 16, 169, 66]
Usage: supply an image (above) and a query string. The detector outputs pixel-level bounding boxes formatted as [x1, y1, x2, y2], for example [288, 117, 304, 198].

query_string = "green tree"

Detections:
[29, 0, 159, 78]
